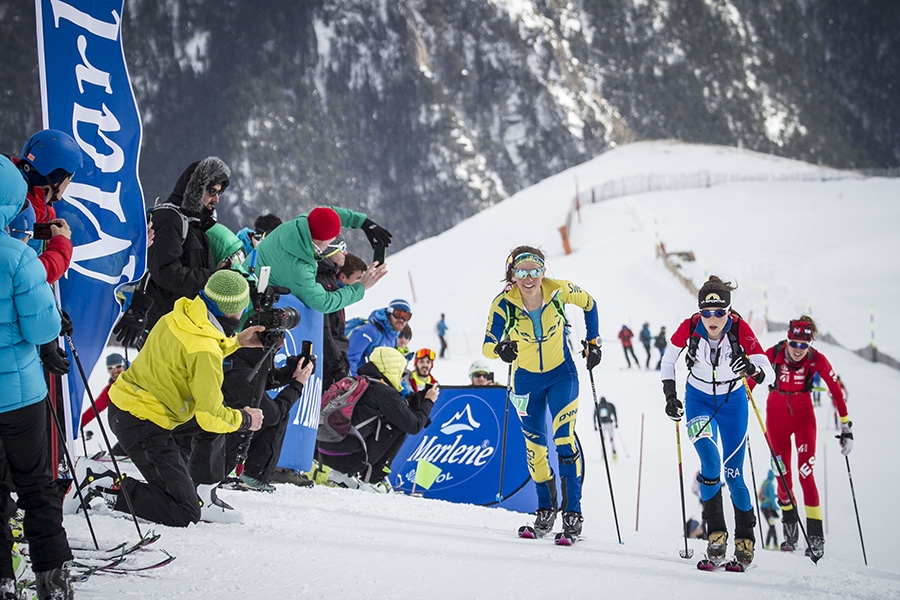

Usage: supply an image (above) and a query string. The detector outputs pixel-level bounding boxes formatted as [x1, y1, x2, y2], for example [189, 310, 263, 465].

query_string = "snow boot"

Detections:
[271, 467, 314, 488]
[198, 483, 243, 524]
[734, 538, 755, 565]
[238, 473, 275, 493]
[533, 508, 557, 538]
[0, 578, 18, 600]
[781, 506, 799, 551]
[561, 512, 583, 539]
[805, 517, 825, 559]
[706, 531, 729, 563]
[34, 562, 74, 600]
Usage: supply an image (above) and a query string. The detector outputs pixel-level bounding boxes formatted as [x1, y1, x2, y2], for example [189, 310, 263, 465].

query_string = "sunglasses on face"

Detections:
[206, 186, 224, 197]
[700, 309, 728, 319]
[108, 364, 124, 371]
[513, 267, 545, 279]
[471, 372, 489, 378]
[415, 348, 435, 361]
[389, 308, 412, 321]
[788, 341, 810, 350]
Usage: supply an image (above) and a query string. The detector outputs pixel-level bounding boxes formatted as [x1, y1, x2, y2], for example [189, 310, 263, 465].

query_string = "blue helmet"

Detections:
[19, 129, 83, 185]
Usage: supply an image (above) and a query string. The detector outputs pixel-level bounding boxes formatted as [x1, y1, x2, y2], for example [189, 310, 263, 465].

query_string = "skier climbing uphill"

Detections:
[482, 245, 601, 545]
[758, 316, 852, 559]
[660, 276, 774, 569]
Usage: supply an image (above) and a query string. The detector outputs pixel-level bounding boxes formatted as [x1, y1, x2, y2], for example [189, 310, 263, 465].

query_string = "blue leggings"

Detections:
[513, 361, 582, 513]
[685, 383, 752, 512]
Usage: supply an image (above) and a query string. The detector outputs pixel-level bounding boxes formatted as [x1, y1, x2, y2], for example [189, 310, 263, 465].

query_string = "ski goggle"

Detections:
[788, 341, 810, 350]
[415, 348, 435, 361]
[513, 267, 545, 280]
[700, 309, 728, 319]
[388, 307, 412, 321]
[323, 237, 347, 258]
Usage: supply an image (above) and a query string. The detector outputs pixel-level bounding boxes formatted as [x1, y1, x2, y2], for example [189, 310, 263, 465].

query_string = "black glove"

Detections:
[582, 339, 602, 370]
[112, 289, 154, 349]
[730, 352, 758, 377]
[663, 379, 683, 421]
[361, 218, 392, 248]
[59, 310, 73, 337]
[495, 340, 518, 363]
[40, 341, 70, 376]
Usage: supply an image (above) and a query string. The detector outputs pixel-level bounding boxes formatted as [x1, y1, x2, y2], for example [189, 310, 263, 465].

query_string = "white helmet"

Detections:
[468, 358, 492, 378]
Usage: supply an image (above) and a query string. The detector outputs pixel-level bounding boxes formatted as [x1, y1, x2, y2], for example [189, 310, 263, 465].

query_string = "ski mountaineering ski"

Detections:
[517, 524, 582, 546]
[696, 557, 755, 572]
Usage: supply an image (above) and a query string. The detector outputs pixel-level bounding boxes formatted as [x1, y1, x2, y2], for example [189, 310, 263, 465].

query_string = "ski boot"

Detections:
[734, 538, 754, 565]
[34, 561, 74, 600]
[518, 507, 557, 539]
[706, 531, 728, 563]
[555, 512, 583, 546]
[781, 516, 799, 552]
[0, 578, 17, 600]
[238, 473, 276, 493]
[805, 517, 825, 560]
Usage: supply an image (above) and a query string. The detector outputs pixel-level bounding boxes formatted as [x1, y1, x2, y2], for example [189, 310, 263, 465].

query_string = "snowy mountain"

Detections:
[2, 1, 898, 247]
[73, 142, 900, 599]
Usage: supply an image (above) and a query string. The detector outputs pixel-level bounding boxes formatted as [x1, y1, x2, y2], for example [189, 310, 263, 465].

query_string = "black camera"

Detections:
[248, 267, 300, 348]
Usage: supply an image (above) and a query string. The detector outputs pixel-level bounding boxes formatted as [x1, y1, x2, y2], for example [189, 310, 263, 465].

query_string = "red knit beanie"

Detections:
[307, 206, 341, 240]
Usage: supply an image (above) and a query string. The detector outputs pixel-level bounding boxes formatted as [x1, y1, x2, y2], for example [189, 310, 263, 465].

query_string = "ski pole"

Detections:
[590, 370, 622, 544]
[844, 455, 868, 565]
[64, 332, 144, 540]
[674, 419, 693, 559]
[615, 425, 630, 459]
[635, 413, 644, 531]
[745, 436, 765, 546]
[496, 362, 512, 503]
[743, 377, 817, 563]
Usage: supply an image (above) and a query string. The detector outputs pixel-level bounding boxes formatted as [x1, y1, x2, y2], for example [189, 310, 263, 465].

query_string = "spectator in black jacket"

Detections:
[316, 237, 363, 390]
[122, 157, 230, 341]
[316, 347, 438, 491]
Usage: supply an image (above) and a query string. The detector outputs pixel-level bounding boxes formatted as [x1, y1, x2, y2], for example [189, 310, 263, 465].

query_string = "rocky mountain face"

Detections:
[2, 0, 897, 248]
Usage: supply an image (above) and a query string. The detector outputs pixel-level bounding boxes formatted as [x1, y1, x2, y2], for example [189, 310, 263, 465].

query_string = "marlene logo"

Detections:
[440, 404, 481, 435]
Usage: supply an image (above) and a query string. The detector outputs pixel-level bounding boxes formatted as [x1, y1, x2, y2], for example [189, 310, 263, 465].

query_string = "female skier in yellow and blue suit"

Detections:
[482, 246, 601, 540]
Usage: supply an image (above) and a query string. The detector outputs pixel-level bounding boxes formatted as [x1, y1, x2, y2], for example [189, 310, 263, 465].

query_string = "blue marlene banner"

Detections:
[273, 294, 324, 474]
[389, 386, 581, 514]
[35, 0, 146, 438]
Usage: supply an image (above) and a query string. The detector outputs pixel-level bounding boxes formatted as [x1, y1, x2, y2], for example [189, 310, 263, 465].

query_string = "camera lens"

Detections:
[282, 307, 300, 330]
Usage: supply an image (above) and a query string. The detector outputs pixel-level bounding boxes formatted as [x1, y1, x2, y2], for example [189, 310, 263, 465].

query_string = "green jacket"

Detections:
[255, 206, 368, 313]
[109, 295, 244, 433]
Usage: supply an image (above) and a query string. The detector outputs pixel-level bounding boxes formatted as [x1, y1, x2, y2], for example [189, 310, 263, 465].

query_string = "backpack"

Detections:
[684, 312, 744, 371]
[501, 293, 568, 340]
[317, 376, 380, 444]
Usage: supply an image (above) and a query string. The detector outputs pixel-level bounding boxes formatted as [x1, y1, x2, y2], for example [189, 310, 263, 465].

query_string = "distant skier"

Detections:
[436, 313, 448, 359]
[758, 470, 780, 550]
[617, 324, 640, 368]
[639, 322, 653, 369]
[593, 396, 618, 460]
[661, 276, 773, 568]
[653, 326, 667, 370]
[755, 316, 852, 559]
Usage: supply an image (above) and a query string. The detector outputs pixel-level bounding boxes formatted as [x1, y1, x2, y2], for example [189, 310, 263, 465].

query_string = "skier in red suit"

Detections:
[759, 316, 851, 559]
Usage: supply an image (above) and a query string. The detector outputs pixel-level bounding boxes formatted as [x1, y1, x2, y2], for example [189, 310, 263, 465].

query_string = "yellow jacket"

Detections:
[482, 278, 599, 374]
[109, 296, 244, 433]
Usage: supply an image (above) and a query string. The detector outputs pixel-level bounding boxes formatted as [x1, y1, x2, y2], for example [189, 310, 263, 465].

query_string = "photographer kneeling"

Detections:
[68, 270, 264, 527]
[315, 347, 438, 491]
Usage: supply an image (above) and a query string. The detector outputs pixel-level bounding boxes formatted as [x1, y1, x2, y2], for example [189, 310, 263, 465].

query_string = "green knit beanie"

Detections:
[203, 270, 250, 315]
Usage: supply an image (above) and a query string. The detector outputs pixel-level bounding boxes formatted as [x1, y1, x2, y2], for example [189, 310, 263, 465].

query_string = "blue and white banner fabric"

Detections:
[36, 0, 146, 438]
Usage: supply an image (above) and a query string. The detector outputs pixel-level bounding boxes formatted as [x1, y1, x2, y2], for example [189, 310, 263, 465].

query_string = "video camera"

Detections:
[247, 266, 300, 348]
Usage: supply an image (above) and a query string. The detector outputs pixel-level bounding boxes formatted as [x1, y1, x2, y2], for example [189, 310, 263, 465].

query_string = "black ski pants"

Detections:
[0, 400, 72, 575]
[318, 424, 408, 483]
[108, 404, 201, 527]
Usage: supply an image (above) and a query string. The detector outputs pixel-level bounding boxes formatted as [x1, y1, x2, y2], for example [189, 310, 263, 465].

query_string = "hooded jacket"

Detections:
[109, 295, 244, 433]
[255, 206, 368, 314]
[145, 158, 230, 328]
[0, 156, 61, 413]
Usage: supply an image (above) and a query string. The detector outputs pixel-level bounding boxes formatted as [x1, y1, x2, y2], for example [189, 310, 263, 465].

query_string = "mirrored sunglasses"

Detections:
[700, 309, 728, 319]
[415, 348, 435, 361]
[788, 341, 810, 350]
[513, 267, 545, 279]
[389, 308, 412, 321]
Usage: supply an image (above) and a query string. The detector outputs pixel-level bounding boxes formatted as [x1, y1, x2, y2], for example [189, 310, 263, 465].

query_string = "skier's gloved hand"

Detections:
[40, 341, 70, 376]
[495, 340, 518, 363]
[59, 310, 73, 337]
[361, 218, 392, 248]
[730, 352, 756, 377]
[113, 289, 154, 349]
[663, 379, 683, 421]
[836, 421, 853, 456]
[582, 338, 602, 370]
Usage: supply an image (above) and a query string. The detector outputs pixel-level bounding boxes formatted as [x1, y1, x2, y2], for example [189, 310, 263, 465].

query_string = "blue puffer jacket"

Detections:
[346, 308, 400, 376]
[0, 156, 61, 414]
